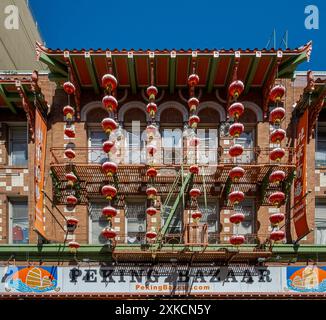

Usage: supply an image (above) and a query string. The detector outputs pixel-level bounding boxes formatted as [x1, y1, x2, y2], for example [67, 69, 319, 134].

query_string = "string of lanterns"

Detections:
[227, 79, 246, 247]
[268, 84, 286, 242]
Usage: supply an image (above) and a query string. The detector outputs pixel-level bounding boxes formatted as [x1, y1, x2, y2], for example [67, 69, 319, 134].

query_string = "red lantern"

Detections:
[187, 97, 200, 112]
[67, 195, 78, 205]
[146, 124, 157, 140]
[270, 129, 286, 144]
[146, 229, 157, 239]
[270, 148, 285, 162]
[270, 230, 285, 242]
[269, 170, 286, 184]
[189, 188, 201, 199]
[102, 140, 116, 154]
[102, 118, 118, 134]
[102, 95, 118, 113]
[146, 85, 158, 100]
[230, 212, 245, 224]
[269, 107, 285, 125]
[63, 105, 75, 120]
[146, 102, 157, 118]
[189, 164, 199, 175]
[102, 74, 118, 91]
[192, 211, 202, 222]
[229, 167, 245, 182]
[229, 80, 244, 99]
[64, 148, 75, 159]
[188, 74, 200, 87]
[269, 85, 286, 102]
[189, 115, 200, 129]
[189, 137, 200, 147]
[228, 190, 245, 205]
[229, 144, 244, 157]
[101, 185, 117, 200]
[269, 213, 285, 226]
[229, 123, 244, 138]
[268, 191, 285, 206]
[230, 235, 245, 246]
[146, 187, 157, 199]
[146, 167, 157, 178]
[228, 102, 244, 119]
[146, 207, 157, 216]
[102, 206, 117, 219]
[66, 217, 79, 227]
[102, 161, 118, 176]
[147, 144, 157, 156]
[68, 241, 80, 252]
[65, 172, 77, 186]
[64, 127, 75, 138]
[102, 227, 117, 239]
[63, 82, 75, 95]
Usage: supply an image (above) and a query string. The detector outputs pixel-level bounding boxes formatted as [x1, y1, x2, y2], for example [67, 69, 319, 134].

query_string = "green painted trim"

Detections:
[244, 56, 260, 94]
[261, 56, 276, 88]
[0, 84, 16, 114]
[169, 56, 176, 94]
[39, 53, 68, 77]
[207, 57, 219, 93]
[85, 55, 100, 94]
[127, 57, 137, 94]
[278, 52, 308, 78]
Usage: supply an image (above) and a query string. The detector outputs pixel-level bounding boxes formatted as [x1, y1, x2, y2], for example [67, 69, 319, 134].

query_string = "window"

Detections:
[125, 199, 146, 244]
[88, 130, 107, 164]
[316, 123, 326, 167]
[9, 126, 28, 166]
[9, 198, 29, 244]
[124, 130, 146, 164]
[88, 201, 110, 244]
[198, 201, 219, 244]
[235, 129, 255, 164]
[197, 129, 218, 165]
[161, 197, 182, 235]
[315, 199, 326, 244]
[162, 129, 182, 164]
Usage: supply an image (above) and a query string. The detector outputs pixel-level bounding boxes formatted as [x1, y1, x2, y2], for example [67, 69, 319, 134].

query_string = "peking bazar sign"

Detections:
[1, 265, 326, 295]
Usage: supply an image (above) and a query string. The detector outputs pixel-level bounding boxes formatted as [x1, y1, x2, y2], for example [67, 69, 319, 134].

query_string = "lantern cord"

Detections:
[202, 165, 207, 209]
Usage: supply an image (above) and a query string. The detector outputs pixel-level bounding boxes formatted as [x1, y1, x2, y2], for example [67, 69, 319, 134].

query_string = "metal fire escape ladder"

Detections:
[153, 171, 193, 251]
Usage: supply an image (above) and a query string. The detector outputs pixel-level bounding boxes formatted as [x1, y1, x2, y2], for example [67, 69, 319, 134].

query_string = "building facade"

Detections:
[0, 41, 326, 299]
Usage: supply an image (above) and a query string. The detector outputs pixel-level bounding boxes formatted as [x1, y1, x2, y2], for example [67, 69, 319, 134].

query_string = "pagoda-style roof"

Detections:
[36, 41, 312, 95]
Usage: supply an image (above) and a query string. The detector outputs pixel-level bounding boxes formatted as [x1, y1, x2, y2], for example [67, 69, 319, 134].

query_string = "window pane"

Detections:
[11, 200, 28, 244]
[89, 202, 109, 244]
[10, 127, 28, 166]
[125, 200, 146, 243]
[89, 131, 107, 163]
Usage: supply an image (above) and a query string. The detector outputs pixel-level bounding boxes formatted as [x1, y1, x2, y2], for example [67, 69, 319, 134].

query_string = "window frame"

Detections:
[8, 124, 28, 167]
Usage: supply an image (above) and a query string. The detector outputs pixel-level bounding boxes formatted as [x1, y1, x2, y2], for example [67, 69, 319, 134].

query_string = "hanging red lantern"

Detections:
[269, 170, 286, 184]
[102, 161, 118, 176]
[102, 95, 118, 113]
[65, 172, 78, 186]
[189, 164, 199, 175]
[229, 80, 244, 99]
[102, 140, 116, 154]
[189, 188, 201, 199]
[146, 228, 157, 239]
[67, 195, 78, 205]
[146, 207, 157, 216]
[146, 167, 157, 178]
[63, 105, 75, 120]
[269, 213, 285, 226]
[270, 230, 285, 242]
[189, 115, 200, 129]
[146, 102, 158, 118]
[102, 118, 118, 134]
[68, 241, 80, 252]
[229, 167, 245, 182]
[147, 144, 157, 156]
[66, 217, 79, 227]
[101, 185, 117, 200]
[230, 212, 245, 224]
[63, 82, 75, 95]
[269, 85, 286, 102]
[228, 102, 244, 119]
[102, 74, 118, 91]
[146, 124, 158, 140]
[229, 123, 244, 138]
[268, 191, 285, 206]
[269, 107, 285, 125]
[64, 148, 75, 159]
[270, 129, 286, 144]
[188, 74, 200, 87]
[192, 211, 202, 222]
[230, 235, 245, 246]
[146, 85, 158, 100]
[64, 127, 75, 138]
[146, 187, 157, 199]
[228, 190, 245, 205]
[187, 97, 200, 112]
[189, 137, 200, 147]
[102, 227, 117, 239]
[102, 205, 117, 219]
[229, 144, 244, 157]
[270, 148, 285, 162]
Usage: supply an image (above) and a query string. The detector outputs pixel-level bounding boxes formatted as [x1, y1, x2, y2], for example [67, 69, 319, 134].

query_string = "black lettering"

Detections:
[257, 268, 272, 282]
[224, 269, 237, 282]
[130, 269, 143, 283]
[69, 268, 82, 283]
[209, 269, 221, 282]
[119, 269, 126, 283]
[193, 270, 206, 283]
[241, 269, 254, 283]
[178, 271, 190, 283]
[147, 269, 159, 283]
[83, 269, 97, 282]
[100, 269, 115, 283]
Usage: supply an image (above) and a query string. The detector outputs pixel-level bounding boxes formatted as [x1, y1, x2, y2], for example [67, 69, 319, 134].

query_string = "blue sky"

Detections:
[29, 0, 325, 70]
